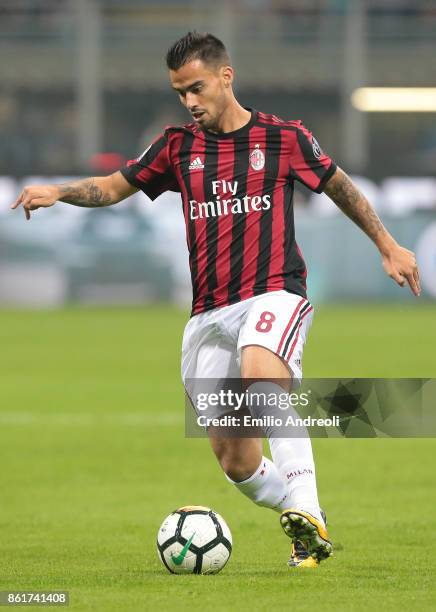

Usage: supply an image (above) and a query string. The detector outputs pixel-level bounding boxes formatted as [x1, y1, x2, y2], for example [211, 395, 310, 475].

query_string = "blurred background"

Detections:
[1, 0, 436, 307]
[3, 5, 436, 605]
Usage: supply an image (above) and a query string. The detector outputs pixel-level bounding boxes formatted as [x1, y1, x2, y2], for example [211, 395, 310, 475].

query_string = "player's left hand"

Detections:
[381, 244, 420, 297]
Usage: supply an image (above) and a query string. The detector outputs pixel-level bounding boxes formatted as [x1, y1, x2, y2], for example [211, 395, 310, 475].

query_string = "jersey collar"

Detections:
[201, 108, 257, 140]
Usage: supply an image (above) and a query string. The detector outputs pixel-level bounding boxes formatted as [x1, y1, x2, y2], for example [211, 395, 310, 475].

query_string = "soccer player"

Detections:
[11, 32, 420, 568]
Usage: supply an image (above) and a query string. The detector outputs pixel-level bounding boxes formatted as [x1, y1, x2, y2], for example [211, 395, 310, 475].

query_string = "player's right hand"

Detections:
[11, 185, 61, 220]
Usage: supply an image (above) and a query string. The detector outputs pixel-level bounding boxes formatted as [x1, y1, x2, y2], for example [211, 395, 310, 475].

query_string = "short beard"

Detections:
[203, 118, 219, 133]
[203, 105, 226, 134]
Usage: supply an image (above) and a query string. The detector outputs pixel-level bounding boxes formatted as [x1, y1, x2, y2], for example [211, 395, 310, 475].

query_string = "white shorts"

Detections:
[181, 290, 313, 391]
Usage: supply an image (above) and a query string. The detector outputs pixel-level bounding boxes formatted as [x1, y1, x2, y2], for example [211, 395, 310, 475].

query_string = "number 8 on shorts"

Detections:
[237, 291, 314, 383]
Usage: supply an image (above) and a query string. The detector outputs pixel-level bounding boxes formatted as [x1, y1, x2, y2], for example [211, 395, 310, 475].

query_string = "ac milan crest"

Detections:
[249, 144, 265, 171]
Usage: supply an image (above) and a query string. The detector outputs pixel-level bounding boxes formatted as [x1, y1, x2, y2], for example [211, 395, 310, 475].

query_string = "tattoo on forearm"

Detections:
[58, 178, 113, 208]
[324, 168, 385, 242]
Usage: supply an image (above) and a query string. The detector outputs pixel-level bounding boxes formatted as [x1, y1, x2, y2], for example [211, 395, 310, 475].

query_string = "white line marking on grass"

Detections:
[0, 412, 184, 426]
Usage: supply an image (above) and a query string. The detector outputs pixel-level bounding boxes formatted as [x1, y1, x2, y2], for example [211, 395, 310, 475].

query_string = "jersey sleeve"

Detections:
[288, 122, 337, 193]
[120, 132, 180, 200]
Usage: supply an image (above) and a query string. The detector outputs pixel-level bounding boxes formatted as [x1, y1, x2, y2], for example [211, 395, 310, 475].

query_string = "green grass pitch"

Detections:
[1, 303, 435, 611]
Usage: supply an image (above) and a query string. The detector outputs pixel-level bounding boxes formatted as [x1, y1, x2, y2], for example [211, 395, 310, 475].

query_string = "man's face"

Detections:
[169, 59, 232, 132]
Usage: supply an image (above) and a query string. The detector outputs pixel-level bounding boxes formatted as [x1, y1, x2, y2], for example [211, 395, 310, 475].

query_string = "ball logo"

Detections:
[312, 137, 322, 160]
[250, 144, 265, 171]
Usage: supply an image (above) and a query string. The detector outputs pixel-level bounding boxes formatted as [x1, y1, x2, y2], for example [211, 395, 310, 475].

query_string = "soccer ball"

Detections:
[157, 505, 232, 574]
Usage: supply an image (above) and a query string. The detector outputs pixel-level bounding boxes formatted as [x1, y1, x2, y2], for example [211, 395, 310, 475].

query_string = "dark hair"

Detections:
[166, 32, 230, 71]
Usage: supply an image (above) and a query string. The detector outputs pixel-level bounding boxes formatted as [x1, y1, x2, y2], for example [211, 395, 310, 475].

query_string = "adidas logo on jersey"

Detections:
[189, 156, 205, 171]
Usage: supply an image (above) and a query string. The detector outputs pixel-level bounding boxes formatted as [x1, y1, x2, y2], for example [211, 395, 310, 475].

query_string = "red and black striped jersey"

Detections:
[120, 109, 336, 316]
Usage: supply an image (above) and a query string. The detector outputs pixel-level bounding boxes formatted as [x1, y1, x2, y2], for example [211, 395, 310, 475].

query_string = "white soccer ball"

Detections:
[157, 506, 232, 574]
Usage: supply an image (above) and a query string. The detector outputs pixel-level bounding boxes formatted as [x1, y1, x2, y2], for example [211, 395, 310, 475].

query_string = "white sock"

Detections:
[246, 382, 324, 525]
[226, 456, 289, 513]
[269, 437, 324, 525]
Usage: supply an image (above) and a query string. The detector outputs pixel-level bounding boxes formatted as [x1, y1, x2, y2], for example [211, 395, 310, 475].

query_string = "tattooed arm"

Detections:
[11, 171, 137, 220]
[324, 167, 421, 296]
